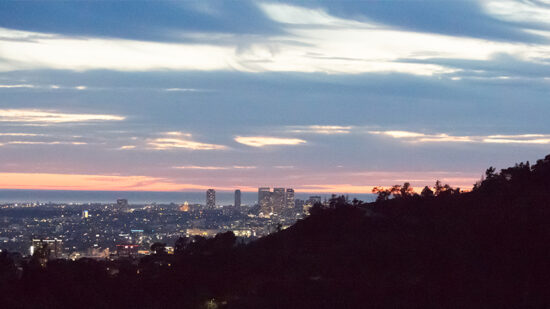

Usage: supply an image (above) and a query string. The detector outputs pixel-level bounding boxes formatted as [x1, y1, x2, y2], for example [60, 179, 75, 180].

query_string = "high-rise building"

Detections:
[234, 189, 241, 207]
[308, 196, 322, 205]
[285, 188, 295, 208]
[273, 188, 286, 214]
[117, 199, 128, 208]
[206, 189, 216, 209]
[258, 187, 272, 216]
[31, 238, 63, 260]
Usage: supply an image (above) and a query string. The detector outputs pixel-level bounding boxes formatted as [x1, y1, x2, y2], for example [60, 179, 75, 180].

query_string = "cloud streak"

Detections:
[370, 130, 550, 144]
[0, 172, 205, 191]
[235, 136, 306, 147]
[148, 132, 227, 150]
[0, 109, 125, 123]
[289, 125, 352, 134]
[173, 165, 256, 170]
[1, 2, 548, 78]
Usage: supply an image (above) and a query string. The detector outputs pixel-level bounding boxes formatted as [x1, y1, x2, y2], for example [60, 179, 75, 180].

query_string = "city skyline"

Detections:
[1, 1, 550, 193]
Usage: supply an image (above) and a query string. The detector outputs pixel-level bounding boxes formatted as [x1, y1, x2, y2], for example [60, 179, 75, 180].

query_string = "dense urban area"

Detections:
[0, 187, 325, 260]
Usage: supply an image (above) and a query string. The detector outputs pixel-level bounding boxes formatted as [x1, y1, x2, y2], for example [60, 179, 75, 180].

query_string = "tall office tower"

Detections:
[258, 187, 272, 216]
[206, 189, 216, 209]
[234, 189, 241, 207]
[117, 199, 128, 208]
[31, 238, 63, 260]
[308, 196, 322, 205]
[273, 188, 286, 214]
[285, 188, 295, 208]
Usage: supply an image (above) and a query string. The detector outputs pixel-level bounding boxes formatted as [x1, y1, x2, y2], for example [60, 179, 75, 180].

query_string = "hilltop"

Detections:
[2, 155, 550, 308]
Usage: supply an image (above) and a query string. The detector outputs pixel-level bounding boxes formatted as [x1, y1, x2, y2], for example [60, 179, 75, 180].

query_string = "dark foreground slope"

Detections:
[2, 155, 550, 308]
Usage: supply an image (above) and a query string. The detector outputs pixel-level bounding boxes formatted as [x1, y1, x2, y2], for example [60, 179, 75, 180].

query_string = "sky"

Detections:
[1, 0, 550, 193]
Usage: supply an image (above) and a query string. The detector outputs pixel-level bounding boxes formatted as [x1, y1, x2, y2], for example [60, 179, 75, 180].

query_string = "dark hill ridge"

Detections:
[2, 155, 550, 308]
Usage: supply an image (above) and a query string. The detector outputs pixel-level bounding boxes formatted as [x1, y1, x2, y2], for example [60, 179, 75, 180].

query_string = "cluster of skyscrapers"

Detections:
[205, 187, 295, 217]
[258, 187, 294, 218]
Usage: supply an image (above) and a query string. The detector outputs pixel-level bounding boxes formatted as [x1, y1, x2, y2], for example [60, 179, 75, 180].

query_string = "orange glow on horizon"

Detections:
[0, 173, 476, 193]
[0, 173, 206, 192]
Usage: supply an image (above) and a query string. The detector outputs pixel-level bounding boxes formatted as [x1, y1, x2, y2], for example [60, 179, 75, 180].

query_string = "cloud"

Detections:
[0, 84, 35, 88]
[0, 27, 237, 72]
[0, 133, 42, 136]
[164, 88, 204, 92]
[119, 145, 136, 150]
[233, 165, 257, 169]
[234, 136, 306, 147]
[148, 132, 227, 150]
[289, 125, 352, 134]
[258, 3, 368, 27]
[7, 141, 87, 145]
[149, 138, 227, 150]
[273, 165, 294, 169]
[0, 109, 125, 123]
[0, 83, 93, 91]
[174, 165, 228, 170]
[370, 130, 550, 144]
[483, 0, 550, 26]
[173, 165, 256, 170]
[0, 172, 203, 191]
[1, 3, 546, 77]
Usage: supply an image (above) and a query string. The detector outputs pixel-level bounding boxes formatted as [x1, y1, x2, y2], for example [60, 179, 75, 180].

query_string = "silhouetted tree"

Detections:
[485, 166, 497, 180]
[174, 237, 190, 255]
[329, 195, 347, 209]
[372, 187, 391, 202]
[309, 202, 326, 216]
[400, 182, 414, 198]
[420, 186, 434, 198]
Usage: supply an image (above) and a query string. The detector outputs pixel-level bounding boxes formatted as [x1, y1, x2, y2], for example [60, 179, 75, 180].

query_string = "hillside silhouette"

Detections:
[2, 155, 550, 308]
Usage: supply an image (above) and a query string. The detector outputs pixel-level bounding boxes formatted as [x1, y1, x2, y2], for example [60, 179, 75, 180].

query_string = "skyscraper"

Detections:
[117, 199, 128, 208]
[234, 189, 241, 207]
[273, 188, 286, 214]
[31, 238, 63, 260]
[285, 188, 295, 208]
[258, 187, 272, 216]
[206, 189, 216, 209]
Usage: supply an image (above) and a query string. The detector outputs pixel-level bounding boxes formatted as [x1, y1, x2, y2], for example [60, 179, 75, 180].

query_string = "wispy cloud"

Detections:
[0, 109, 125, 123]
[164, 88, 204, 92]
[0, 27, 235, 72]
[118, 145, 136, 150]
[484, 0, 550, 25]
[235, 136, 306, 147]
[163, 131, 192, 137]
[7, 141, 87, 145]
[0, 83, 93, 91]
[148, 132, 227, 150]
[0, 172, 204, 191]
[258, 3, 368, 27]
[0, 84, 35, 88]
[173, 165, 256, 170]
[1, 4, 546, 77]
[0, 133, 42, 136]
[289, 125, 352, 134]
[273, 165, 294, 169]
[370, 130, 550, 144]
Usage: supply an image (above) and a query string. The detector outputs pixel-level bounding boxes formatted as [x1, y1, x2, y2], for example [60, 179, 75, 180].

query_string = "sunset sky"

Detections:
[1, 0, 550, 193]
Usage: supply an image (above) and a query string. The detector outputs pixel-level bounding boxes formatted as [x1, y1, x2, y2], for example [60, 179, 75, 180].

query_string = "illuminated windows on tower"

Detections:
[206, 189, 216, 209]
